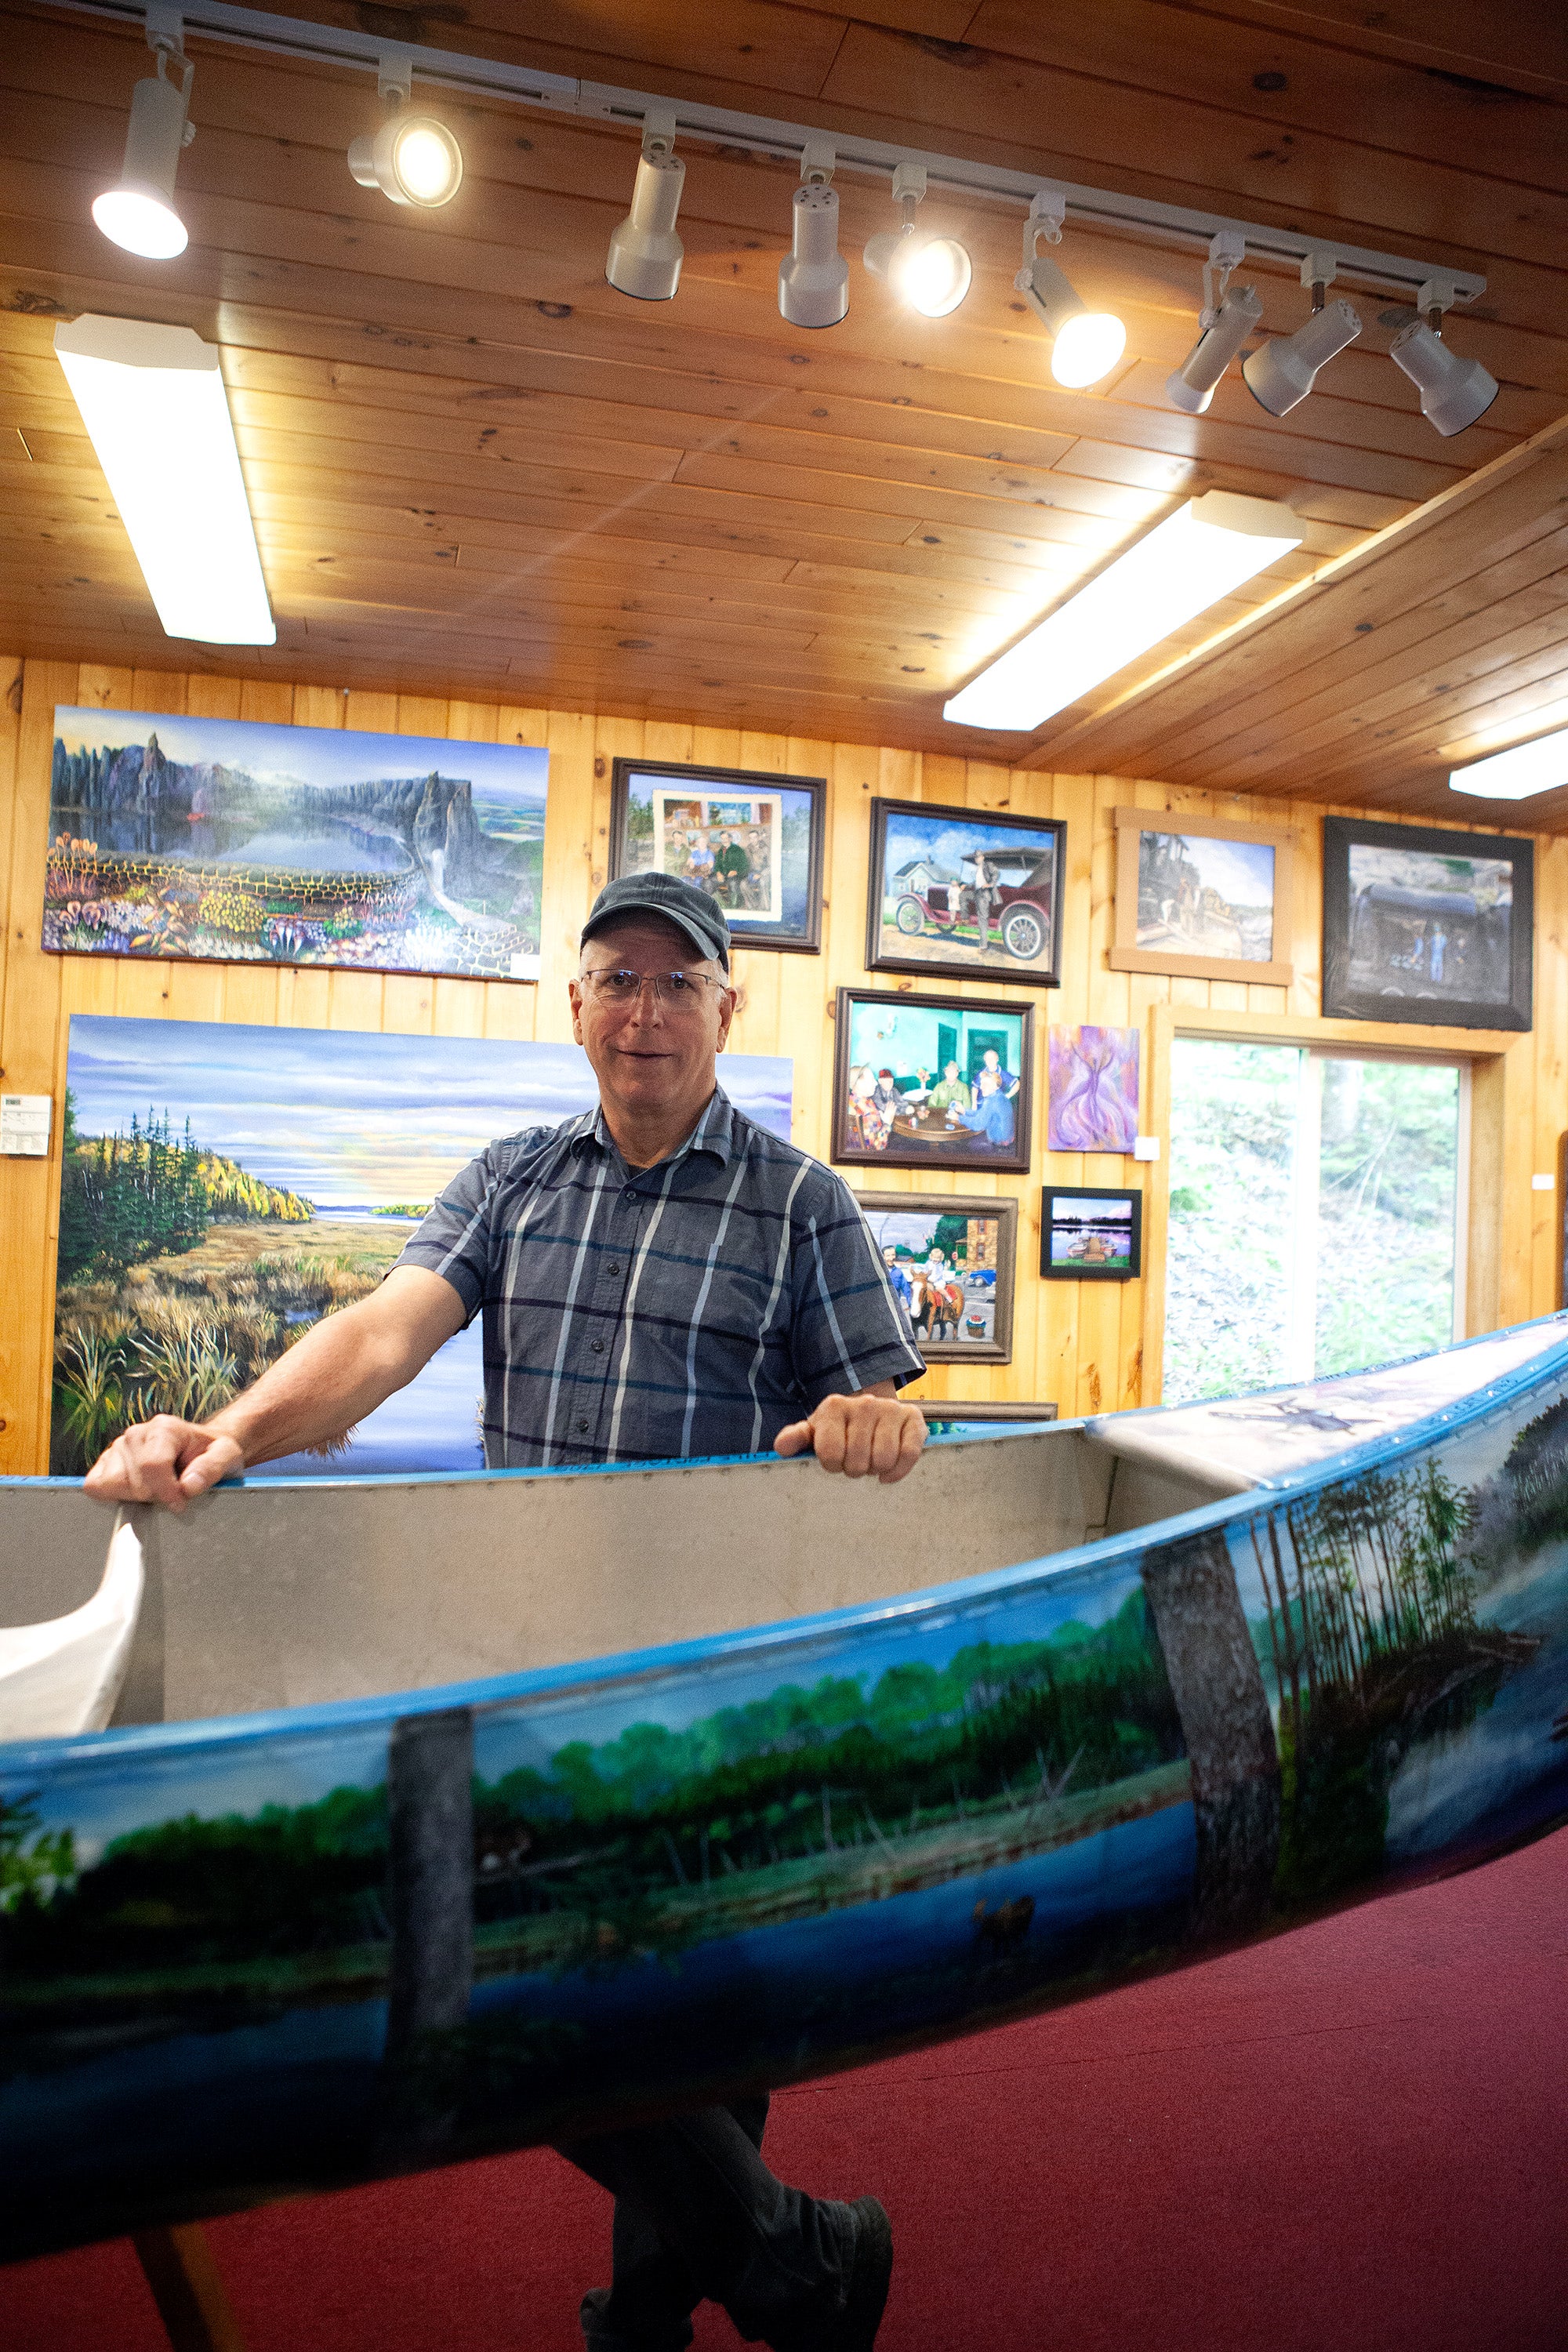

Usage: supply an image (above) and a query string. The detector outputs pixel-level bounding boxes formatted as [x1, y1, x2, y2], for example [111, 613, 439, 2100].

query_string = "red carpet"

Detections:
[8, 1828, 1566, 2352]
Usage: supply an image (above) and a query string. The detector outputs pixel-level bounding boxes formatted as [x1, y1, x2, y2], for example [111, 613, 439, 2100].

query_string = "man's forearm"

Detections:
[204, 1299, 430, 1465]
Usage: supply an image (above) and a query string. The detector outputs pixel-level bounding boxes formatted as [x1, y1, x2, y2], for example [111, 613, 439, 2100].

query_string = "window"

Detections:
[1163, 1037, 1465, 1406]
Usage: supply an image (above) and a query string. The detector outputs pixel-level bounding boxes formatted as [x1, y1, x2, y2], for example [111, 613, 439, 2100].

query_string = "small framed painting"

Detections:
[1322, 817, 1533, 1029]
[830, 987, 1035, 1175]
[856, 1193, 1018, 1364]
[1040, 1186, 1142, 1282]
[866, 797, 1065, 986]
[609, 760, 826, 953]
[1109, 807, 1295, 986]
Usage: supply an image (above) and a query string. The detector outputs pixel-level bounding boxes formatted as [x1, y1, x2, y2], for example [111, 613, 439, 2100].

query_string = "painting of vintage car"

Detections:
[867, 799, 1066, 985]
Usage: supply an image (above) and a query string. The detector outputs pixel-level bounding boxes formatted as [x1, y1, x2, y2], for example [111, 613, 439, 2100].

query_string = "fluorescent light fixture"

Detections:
[1450, 724, 1568, 800]
[53, 315, 274, 646]
[943, 490, 1301, 733]
[347, 113, 463, 207]
[1389, 318, 1498, 437]
[1243, 297, 1362, 416]
[779, 176, 848, 328]
[93, 45, 193, 259]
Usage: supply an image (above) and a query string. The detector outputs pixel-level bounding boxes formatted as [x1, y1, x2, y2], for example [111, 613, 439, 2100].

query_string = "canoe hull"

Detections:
[3, 1325, 1567, 2263]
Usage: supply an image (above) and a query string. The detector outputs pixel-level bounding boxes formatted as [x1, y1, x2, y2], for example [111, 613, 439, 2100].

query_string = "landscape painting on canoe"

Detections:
[44, 708, 549, 981]
[49, 1015, 791, 1480]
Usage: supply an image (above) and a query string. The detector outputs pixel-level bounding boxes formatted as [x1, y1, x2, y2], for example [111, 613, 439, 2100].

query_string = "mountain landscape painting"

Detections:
[45, 709, 549, 982]
[50, 1015, 792, 1480]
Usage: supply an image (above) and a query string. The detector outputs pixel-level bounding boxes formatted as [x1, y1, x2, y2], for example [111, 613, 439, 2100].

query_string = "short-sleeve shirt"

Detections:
[396, 1087, 925, 1469]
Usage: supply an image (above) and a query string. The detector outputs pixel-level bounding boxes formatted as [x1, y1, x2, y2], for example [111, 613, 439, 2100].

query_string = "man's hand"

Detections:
[84, 1416, 246, 1514]
[774, 1389, 926, 1484]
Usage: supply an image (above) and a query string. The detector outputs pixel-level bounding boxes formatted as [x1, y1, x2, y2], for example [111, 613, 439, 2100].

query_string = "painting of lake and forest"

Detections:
[45, 710, 549, 981]
[5, 1348, 1567, 2254]
[49, 1017, 791, 1480]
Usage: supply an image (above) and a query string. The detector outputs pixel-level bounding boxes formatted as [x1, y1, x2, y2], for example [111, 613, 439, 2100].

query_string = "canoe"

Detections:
[3, 1316, 1567, 2264]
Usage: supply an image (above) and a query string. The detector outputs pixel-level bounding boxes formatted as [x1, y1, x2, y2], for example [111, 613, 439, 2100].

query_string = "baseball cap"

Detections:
[581, 872, 731, 969]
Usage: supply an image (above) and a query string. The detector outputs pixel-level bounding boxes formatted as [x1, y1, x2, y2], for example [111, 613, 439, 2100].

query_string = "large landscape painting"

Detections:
[49, 1017, 791, 1479]
[45, 709, 549, 982]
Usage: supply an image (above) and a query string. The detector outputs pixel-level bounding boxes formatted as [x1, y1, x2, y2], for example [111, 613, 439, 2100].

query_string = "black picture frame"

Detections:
[608, 759, 826, 954]
[866, 797, 1066, 986]
[855, 1192, 1018, 1364]
[830, 986, 1035, 1174]
[1040, 1185, 1142, 1282]
[1322, 816, 1534, 1031]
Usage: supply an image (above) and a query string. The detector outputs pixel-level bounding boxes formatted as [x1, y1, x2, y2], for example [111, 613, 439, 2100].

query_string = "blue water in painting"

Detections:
[257, 1316, 487, 1479]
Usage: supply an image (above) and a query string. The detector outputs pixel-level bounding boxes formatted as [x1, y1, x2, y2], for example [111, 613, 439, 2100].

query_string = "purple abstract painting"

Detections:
[1047, 1025, 1140, 1152]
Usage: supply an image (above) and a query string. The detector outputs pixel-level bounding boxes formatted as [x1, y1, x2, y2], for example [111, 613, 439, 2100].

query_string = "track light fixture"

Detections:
[1166, 234, 1263, 414]
[1243, 254, 1361, 416]
[779, 141, 848, 328]
[1389, 279, 1499, 437]
[606, 111, 685, 302]
[347, 54, 463, 208]
[93, 11, 194, 260]
[863, 162, 972, 320]
[1014, 193, 1126, 387]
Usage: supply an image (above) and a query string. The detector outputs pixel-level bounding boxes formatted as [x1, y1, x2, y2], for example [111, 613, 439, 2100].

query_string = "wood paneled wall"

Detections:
[2, 654, 1563, 1476]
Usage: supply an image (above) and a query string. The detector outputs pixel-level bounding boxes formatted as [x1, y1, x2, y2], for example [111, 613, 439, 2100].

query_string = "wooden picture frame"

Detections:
[855, 1192, 1018, 1364]
[866, 797, 1066, 988]
[1322, 816, 1534, 1031]
[830, 986, 1036, 1176]
[1109, 806, 1297, 985]
[608, 758, 826, 954]
[1040, 1185, 1143, 1282]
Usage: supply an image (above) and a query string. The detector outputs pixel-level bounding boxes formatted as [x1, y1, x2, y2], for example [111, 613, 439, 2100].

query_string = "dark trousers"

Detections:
[557, 2095, 855, 2350]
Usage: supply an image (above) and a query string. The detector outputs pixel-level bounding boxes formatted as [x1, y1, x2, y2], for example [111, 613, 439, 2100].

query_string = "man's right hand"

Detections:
[84, 1416, 246, 1514]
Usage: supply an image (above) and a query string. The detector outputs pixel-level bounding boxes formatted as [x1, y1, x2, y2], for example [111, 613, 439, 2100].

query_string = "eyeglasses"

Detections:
[578, 967, 730, 1010]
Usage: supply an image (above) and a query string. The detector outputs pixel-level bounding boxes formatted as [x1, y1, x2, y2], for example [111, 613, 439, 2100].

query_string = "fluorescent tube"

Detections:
[943, 490, 1301, 733]
[1450, 725, 1568, 800]
[53, 315, 274, 646]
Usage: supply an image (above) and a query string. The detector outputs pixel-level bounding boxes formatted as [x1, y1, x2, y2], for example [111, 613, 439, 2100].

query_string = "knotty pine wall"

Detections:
[2, 653, 1563, 1478]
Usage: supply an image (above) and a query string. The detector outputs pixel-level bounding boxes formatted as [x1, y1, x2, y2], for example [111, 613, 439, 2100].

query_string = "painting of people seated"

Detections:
[833, 990, 1034, 1174]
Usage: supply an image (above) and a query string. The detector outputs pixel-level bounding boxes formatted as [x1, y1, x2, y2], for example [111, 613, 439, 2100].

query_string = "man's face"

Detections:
[944, 1062, 960, 1082]
[982, 1051, 1000, 1072]
[570, 916, 734, 1120]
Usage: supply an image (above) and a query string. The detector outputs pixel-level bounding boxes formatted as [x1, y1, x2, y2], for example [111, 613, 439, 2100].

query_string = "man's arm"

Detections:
[83, 1266, 466, 1512]
[774, 1381, 926, 1485]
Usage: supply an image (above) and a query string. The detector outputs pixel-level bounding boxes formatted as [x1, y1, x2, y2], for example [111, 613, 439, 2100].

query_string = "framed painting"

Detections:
[830, 987, 1034, 1175]
[855, 1193, 1018, 1364]
[1322, 817, 1534, 1030]
[1047, 1025, 1140, 1154]
[1040, 1186, 1142, 1281]
[608, 760, 826, 953]
[866, 797, 1065, 985]
[1109, 806, 1295, 985]
[45, 707, 549, 981]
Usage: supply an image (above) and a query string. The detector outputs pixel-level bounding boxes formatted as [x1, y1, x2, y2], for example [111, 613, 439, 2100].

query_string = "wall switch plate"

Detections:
[0, 1094, 52, 1156]
[1532, 1172, 1556, 1191]
[1132, 1135, 1161, 1162]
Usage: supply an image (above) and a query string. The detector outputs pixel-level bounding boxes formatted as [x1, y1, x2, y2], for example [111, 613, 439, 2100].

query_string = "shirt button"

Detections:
[590, 1339, 604, 1354]
[608, 1262, 622, 1276]
[577, 1417, 590, 1433]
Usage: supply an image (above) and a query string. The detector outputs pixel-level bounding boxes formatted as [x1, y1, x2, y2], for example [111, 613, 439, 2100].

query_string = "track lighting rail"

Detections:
[56, 0, 1486, 305]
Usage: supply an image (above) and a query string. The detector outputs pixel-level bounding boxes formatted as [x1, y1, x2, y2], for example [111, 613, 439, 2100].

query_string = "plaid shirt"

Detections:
[397, 1087, 925, 1468]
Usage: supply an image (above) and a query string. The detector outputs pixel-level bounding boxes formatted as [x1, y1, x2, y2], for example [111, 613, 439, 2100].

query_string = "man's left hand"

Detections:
[774, 1391, 927, 1483]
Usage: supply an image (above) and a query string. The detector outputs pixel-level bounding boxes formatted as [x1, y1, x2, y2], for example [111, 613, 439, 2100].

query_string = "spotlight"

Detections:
[779, 144, 848, 328]
[92, 24, 194, 260]
[1389, 297, 1498, 437]
[1014, 193, 1125, 387]
[607, 114, 685, 302]
[347, 56, 463, 208]
[863, 162, 972, 320]
[1166, 234, 1264, 414]
[1243, 259, 1361, 416]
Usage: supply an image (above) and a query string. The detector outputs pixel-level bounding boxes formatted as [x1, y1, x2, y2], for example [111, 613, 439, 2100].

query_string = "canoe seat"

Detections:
[0, 1517, 144, 1741]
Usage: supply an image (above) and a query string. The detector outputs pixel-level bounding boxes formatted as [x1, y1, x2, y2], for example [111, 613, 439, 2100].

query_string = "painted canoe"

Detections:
[2, 1316, 1567, 2264]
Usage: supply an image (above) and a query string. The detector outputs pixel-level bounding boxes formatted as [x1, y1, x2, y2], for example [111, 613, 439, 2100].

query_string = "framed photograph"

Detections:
[1109, 807, 1295, 985]
[1040, 1186, 1142, 1282]
[866, 797, 1065, 985]
[855, 1193, 1018, 1364]
[1047, 1025, 1140, 1153]
[45, 706, 549, 981]
[830, 987, 1035, 1175]
[1322, 817, 1533, 1030]
[609, 760, 826, 953]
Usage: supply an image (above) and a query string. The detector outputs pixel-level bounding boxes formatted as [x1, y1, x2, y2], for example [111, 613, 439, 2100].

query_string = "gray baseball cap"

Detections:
[581, 871, 731, 969]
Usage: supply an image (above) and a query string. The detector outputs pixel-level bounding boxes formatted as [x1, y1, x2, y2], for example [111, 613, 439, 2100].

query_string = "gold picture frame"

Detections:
[1109, 807, 1298, 987]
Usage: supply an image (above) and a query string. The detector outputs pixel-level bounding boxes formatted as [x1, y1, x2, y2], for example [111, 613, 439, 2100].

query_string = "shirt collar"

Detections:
[571, 1087, 737, 1172]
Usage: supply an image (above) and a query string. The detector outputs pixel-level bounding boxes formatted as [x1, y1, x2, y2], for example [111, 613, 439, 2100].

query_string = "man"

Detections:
[714, 827, 750, 908]
[960, 1069, 1016, 1150]
[925, 1060, 971, 1124]
[85, 869, 923, 2352]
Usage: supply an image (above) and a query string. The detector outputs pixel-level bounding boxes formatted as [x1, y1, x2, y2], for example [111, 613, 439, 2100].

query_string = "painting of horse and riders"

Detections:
[855, 1195, 1018, 1362]
[44, 709, 550, 982]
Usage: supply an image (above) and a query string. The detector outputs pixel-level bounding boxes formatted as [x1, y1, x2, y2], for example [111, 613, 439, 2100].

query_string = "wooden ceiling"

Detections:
[1, 0, 1565, 820]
